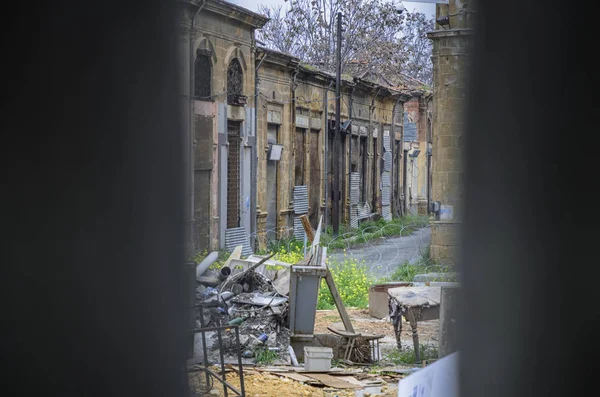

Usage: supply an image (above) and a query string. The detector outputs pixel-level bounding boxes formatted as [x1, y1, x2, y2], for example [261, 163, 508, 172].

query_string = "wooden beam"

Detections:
[325, 267, 355, 333]
[300, 214, 315, 243]
[223, 245, 243, 268]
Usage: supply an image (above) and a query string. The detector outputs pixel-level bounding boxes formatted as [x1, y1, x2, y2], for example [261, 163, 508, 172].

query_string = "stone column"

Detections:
[427, 0, 473, 265]
[438, 286, 460, 358]
[178, 2, 195, 257]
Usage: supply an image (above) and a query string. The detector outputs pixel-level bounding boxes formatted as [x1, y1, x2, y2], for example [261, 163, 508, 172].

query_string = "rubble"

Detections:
[195, 251, 292, 366]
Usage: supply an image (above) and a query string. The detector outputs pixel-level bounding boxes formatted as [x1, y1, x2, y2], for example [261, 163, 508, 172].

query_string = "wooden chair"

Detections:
[327, 326, 362, 363]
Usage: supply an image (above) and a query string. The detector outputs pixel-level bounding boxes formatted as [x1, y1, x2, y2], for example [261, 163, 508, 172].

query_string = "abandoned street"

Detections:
[328, 227, 432, 278]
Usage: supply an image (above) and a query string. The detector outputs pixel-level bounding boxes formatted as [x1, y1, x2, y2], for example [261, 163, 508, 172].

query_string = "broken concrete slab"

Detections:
[230, 292, 288, 307]
[412, 272, 458, 283]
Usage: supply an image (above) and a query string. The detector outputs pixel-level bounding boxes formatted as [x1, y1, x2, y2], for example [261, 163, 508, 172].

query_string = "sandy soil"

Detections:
[314, 308, 439, 349]
[205, 370, 400, 397]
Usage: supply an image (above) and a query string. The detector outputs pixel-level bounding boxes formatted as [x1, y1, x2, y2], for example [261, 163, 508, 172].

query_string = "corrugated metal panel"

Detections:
[383, 135, 391, 150]
[381, 171, 391, 206]
[359, 202, 369, 217]
[383, 151, 392, 172]
[225, 227, 253, 257]
[382, 205, 392, 221]
[293, 185, 309, 214]
[381, 172, 391, 186]
[383, 135, 392, 171]
[293, 217, 307, 240]
[350, 172, 360, 205]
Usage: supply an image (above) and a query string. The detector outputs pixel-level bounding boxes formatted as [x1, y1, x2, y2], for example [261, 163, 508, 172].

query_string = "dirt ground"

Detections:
[204, 371, 400, 397]
[196, 310, 438, 396]
[314, 309, 439, 351]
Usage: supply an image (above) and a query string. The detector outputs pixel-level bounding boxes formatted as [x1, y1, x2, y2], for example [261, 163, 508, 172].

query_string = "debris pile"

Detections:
[195, 252, 292, 365]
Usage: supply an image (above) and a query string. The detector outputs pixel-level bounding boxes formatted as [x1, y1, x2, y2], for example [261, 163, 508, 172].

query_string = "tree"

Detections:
[256, 0, 434, 85]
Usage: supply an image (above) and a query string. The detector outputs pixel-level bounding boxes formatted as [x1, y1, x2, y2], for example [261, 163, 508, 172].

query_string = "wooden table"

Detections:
[387, 286, 441, 363]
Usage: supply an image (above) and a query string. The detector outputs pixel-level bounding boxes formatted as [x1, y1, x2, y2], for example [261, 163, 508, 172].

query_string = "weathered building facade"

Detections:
[182, 0, 433, 253]
[180, 0, 267, 254]
[427, 0, 473, 264]
[402, 95, 433, 216]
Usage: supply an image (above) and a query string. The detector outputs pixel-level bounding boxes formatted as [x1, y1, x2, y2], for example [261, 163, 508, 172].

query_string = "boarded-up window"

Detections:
[309, 129, 321, 228]
[194, 52, 211, 99]
[227, 122, 241, 228]
[295, 128, 305, 186]
[372, 135, 378, 209]
[227, 59, 243, 104]
[360, 136, 368, 202]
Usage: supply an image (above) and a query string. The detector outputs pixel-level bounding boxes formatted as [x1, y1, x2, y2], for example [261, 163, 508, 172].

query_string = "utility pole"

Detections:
[332, 11, 342, 236]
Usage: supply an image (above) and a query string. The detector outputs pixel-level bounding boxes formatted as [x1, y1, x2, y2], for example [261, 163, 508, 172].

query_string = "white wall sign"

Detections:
[439, 205, 453, 220]
[269, 144, 283, 161]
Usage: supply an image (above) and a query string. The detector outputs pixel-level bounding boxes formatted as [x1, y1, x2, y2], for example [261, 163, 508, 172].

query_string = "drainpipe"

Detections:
[253, 47, 267, 249]
[290, 66, 300, 233]
[347, 86, 354, 225]
[323, 79, 334, 229]
[369, 87, 381, 212]
[186, 0, 206, 256]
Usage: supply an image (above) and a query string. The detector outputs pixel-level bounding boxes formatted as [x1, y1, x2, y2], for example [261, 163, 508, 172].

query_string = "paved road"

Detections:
[327, 227, 431, 279]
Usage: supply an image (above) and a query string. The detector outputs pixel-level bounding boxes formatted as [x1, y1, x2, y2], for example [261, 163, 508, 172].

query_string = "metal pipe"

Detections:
[196, 251, 218, 279]
[323, 79, 334, 229]
[219, 266, 231, 280]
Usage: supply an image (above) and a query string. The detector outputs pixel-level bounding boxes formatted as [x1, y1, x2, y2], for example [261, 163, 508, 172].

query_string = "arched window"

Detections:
[194, 51, 211, 99]
[227, 58, 244, 105]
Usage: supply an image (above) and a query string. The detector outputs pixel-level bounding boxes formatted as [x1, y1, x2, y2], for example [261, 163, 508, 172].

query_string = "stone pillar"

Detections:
[427, 0, 473, 265]
[438, 286, 460, 358]
[178, 2, 195, 257]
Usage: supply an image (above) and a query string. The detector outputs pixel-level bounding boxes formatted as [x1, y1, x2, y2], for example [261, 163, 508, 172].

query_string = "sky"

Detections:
[228, 0, 436, 18]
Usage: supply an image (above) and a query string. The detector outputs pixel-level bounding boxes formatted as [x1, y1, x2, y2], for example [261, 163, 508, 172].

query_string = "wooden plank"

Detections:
[303, 373, 361, 389]
[309, 215, 323, 263]
[387, 286, 441, 308]
[223, 245, 243, 268]
[299, 214, 315, 243]
[312, 215, 323, 247]
[324, 267, 355, 333]
[276, 372, 322, 384]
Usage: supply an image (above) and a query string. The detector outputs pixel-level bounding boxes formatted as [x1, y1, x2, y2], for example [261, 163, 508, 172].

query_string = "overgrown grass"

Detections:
[256, 237, 306, 264]
[189, 249, 233, 269]
[317, 255, 375, 310]
[379, 246, 455, 283]
[384, 344, 439, 365]
[320, 215, 429, 250]
[254, 347, 279, 365]
[190, 237, 308, 272]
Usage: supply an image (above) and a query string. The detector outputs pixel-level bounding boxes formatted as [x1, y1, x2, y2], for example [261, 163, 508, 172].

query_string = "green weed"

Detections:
[384, 344, 438, 365]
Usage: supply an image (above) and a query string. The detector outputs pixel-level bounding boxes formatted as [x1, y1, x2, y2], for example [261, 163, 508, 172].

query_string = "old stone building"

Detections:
[180, 0, 267, 254]
[254, 49, 433, 249]
[181, 0, 433, 253]
[427, 0, 474, 264]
